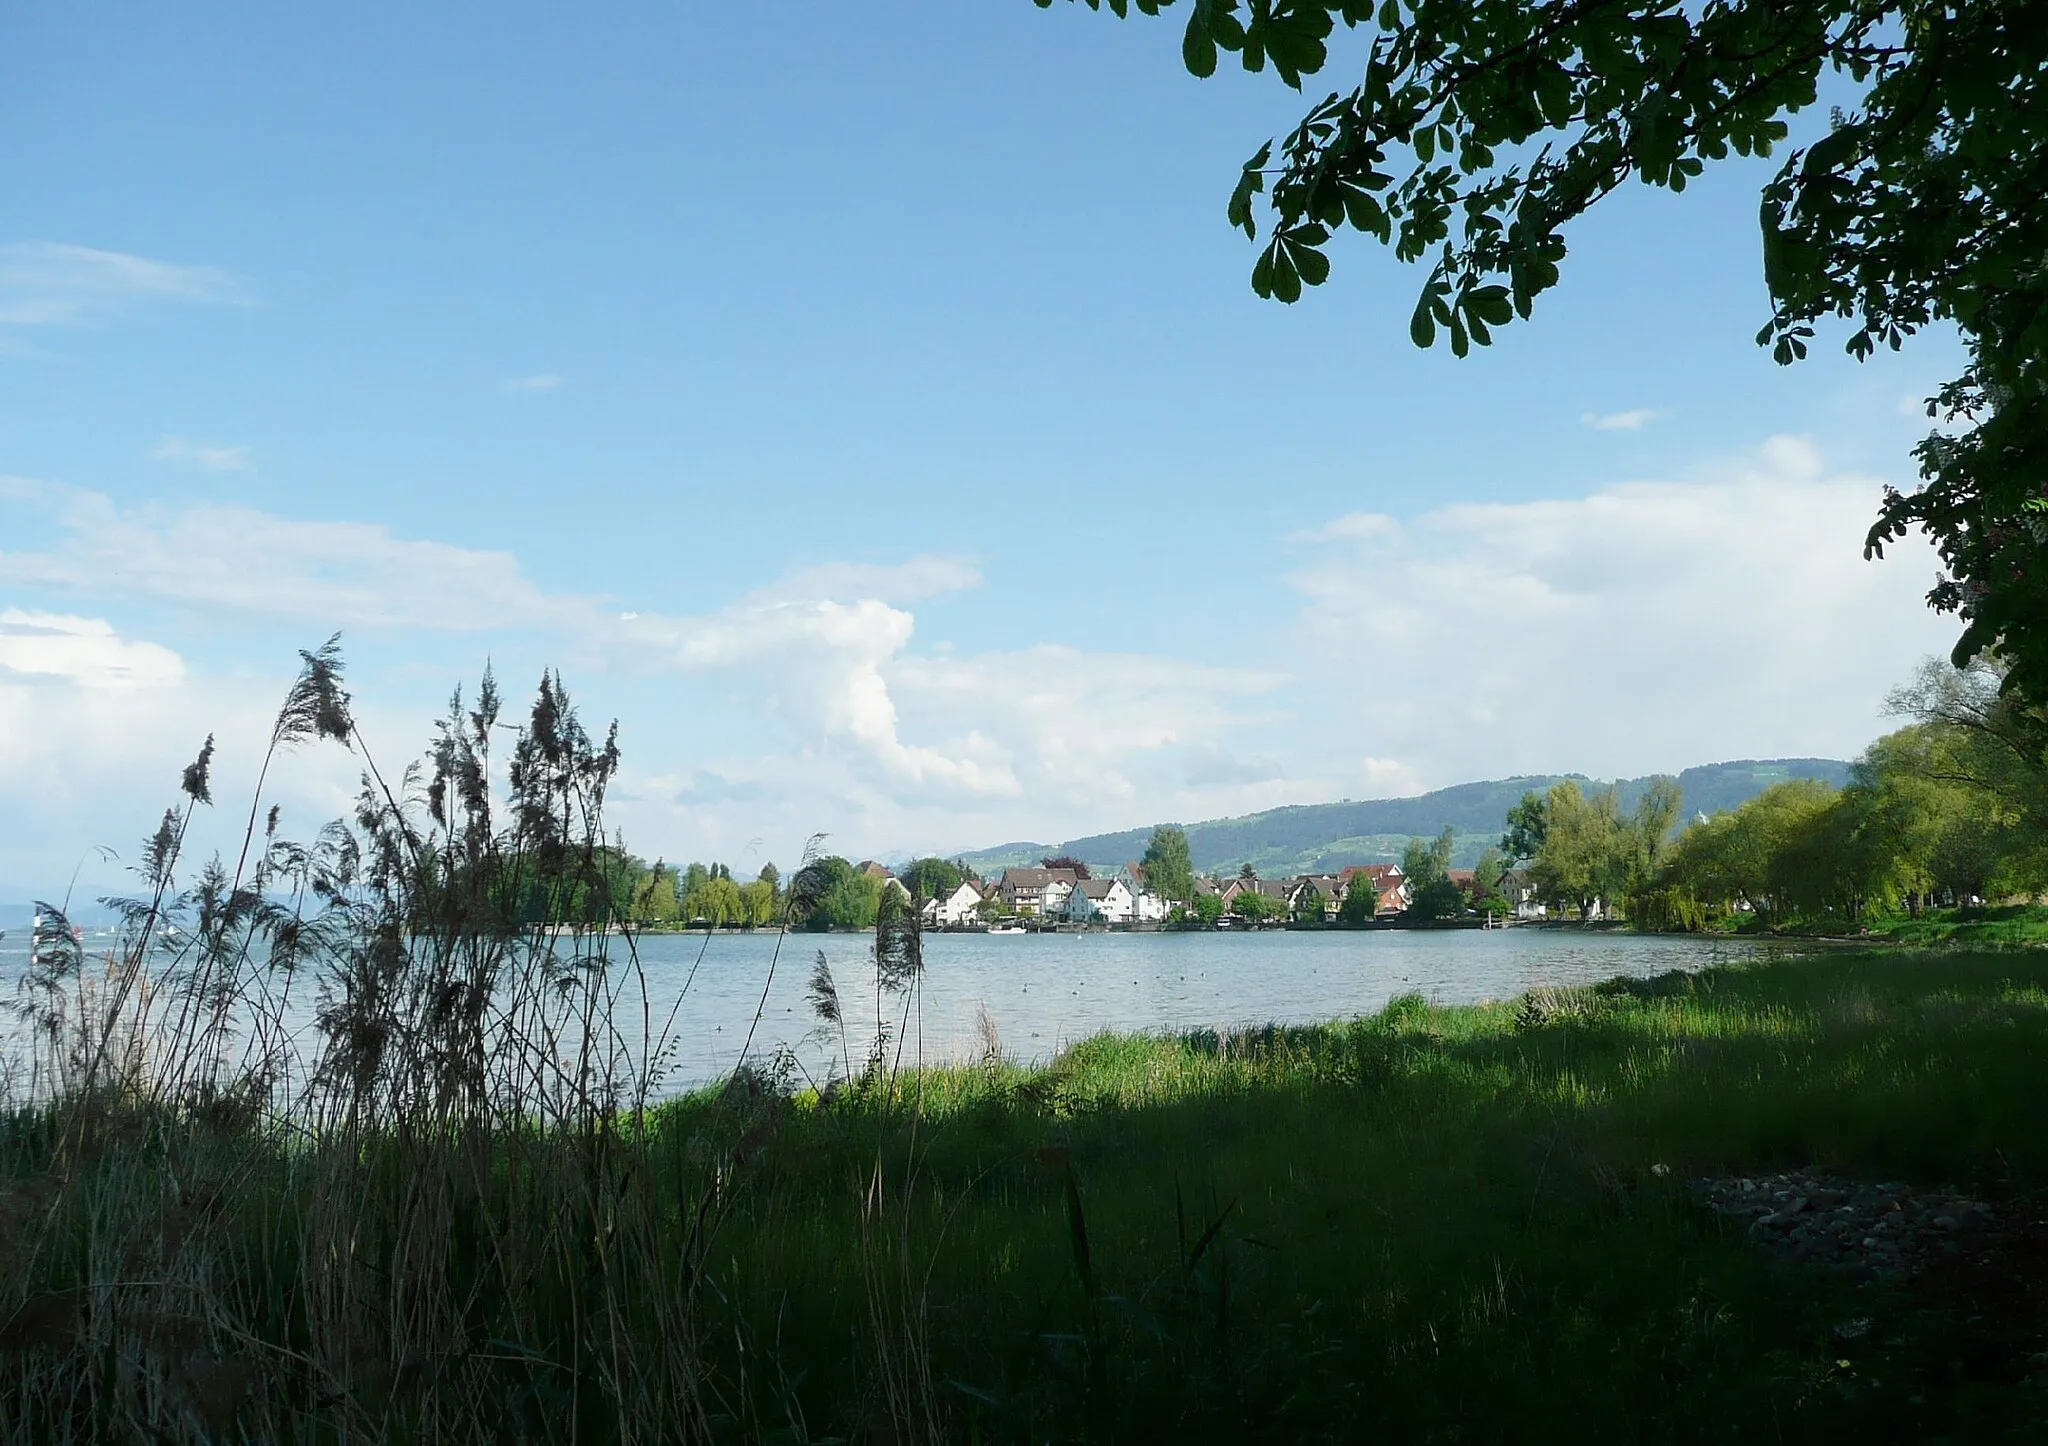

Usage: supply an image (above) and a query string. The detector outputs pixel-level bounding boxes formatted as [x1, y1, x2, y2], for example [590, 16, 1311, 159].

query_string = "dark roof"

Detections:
[1002, 867, 1078, 888]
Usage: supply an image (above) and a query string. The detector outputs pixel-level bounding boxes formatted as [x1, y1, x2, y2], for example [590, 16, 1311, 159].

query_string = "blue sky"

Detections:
[0, 3, 1964, 897]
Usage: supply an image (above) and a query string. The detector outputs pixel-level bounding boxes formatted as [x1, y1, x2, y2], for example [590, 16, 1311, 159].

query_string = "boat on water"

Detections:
[985, 925, 1027, 936]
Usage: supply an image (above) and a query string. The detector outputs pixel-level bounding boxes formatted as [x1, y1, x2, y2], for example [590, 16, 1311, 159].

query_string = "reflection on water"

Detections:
[0, 925, 1794, 1093]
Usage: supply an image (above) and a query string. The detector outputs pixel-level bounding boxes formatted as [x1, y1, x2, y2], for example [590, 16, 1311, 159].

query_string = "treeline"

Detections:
[1499, 778, 1685, 921]
[1505, 661, 2048, 931]
[609, 854, 977, 931]
[1649, 662, 2048, 929]
[613, 858, 782, 928]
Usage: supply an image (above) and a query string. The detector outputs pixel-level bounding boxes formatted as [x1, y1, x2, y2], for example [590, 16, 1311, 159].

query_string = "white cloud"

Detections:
[1292, 511, 1400, 544]
[891, 646, 1279, 807]
[1581, 407, 1659, 431]
[152, 436, 253, 474]
[0, 480, 596, 633]
[0, 481, 1267, 889]
[1289, 436, 1956, 786]
[0, 610, 184, 688]
[0, 241, 238, 328]
[0, 618, 367, 894]
[1358, 756, 1425, 798]
[0, 436, 1970, 892]
[504, 374, 561, 393]
[749, 557, 981, 607]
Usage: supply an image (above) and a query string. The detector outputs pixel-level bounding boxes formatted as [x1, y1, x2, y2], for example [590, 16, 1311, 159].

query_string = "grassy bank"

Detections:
[1864, 904, 2048, 947]
[7, 948, 2048, 1441]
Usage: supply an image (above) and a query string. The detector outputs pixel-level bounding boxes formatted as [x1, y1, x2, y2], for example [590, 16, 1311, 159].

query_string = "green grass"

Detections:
[669, 947, 2048, 1442]
[1866, 904, 2048, 947]
[8, 948, 2048, 1441]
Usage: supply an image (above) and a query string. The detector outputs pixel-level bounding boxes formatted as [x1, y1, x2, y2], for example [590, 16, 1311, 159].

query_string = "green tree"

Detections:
[740, 878, 777, 928]
[1501, 791, 1548, 868]
[1630, 778, 1685, 878]
[1472, 846, 1506, 901]
[789, 856, 885, 932]
[630, 864, 680, 924]
[1047, 0, 2048, 698]
[1231, 889, 1285, 924]
[1401, 827, 1455, 891]
[1661, 779, 1838, 926]
[1337, 874, 1378, 926]
[695, 875, 746, 927]
[1530, 782, 1626, 920]
[899, 856, 966, 902]
[1406, 877, 1465, 923]
[1139, 824, 1196, 902]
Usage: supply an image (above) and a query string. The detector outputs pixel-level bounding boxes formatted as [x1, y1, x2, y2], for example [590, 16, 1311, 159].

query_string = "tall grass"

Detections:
[0, 645, 780, 1442]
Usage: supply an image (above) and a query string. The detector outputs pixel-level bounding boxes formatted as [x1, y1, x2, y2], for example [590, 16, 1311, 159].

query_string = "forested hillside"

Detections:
[959, 759, 1850, 876]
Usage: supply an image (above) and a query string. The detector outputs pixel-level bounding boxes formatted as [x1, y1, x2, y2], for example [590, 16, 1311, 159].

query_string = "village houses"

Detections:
[880, 854, 1514, 930]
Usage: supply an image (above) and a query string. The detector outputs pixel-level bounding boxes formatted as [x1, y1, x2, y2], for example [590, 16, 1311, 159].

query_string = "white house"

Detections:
[1063, 877, 1135, 924]
[1133, 888, 1171, 923]
[930, 879, 987, 928]
[998, 866, 1079, 915]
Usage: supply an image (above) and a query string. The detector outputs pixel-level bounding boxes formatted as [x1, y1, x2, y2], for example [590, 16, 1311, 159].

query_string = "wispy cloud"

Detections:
[152, 436, 253, 474]
[750, 557, 981, 606]
[1289, 436, 1955, 783]
[504, 374, 561, 393]
[1290, 511, 1400, 544]
[1580, 407, 1660, 432]
[0, 477, 1288, 866]
[0, 480, 595, 633]
[0, 241, 239, 328]
[0, 609, 184, 688]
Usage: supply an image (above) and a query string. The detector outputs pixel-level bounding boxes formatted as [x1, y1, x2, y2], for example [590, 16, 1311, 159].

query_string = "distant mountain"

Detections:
[957, 759, 1851, 878]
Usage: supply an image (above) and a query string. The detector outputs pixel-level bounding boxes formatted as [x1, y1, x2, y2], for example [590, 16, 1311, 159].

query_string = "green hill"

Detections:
[957, 759, 1851, 877]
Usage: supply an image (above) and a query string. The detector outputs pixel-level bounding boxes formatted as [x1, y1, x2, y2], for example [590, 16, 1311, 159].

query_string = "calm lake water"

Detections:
[0, 926, 1792, 1092]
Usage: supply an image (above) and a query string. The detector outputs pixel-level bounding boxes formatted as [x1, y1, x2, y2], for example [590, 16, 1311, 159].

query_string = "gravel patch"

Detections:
[1689, 1170, 1997, 1278]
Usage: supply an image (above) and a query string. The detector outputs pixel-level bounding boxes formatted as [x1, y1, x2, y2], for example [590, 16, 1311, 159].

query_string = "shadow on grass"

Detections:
[687, 949, 2048, 1442]
[6, 950, 2044, 1442]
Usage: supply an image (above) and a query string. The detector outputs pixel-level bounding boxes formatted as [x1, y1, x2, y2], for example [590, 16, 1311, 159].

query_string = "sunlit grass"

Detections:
[7, 946, 2048, 1440]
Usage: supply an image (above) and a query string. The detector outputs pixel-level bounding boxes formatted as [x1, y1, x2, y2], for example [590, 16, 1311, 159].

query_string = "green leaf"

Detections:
[1251, 244, 1276, 298]
[1801, 126, 1859, 179]
[1467, 284, 1513, 327]
[1183, 9, 1219, 78]
[1228, 141, 1271, 237]
[1292, 240, 1331, 287]
[1409, 292, 1437, 347]
[1341, 185, 1386, 235]
[1268, 240, 1303, 302]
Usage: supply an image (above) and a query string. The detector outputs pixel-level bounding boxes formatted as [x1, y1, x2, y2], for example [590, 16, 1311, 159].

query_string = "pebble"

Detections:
[1687, 1168, 1996, 1278]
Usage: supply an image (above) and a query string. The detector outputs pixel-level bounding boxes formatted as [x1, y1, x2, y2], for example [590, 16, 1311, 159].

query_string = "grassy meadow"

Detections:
[5, 945, 2048, 1442]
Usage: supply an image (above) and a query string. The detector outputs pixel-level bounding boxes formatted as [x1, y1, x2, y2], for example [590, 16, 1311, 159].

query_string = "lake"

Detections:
[0, 925, 1794, 1093]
